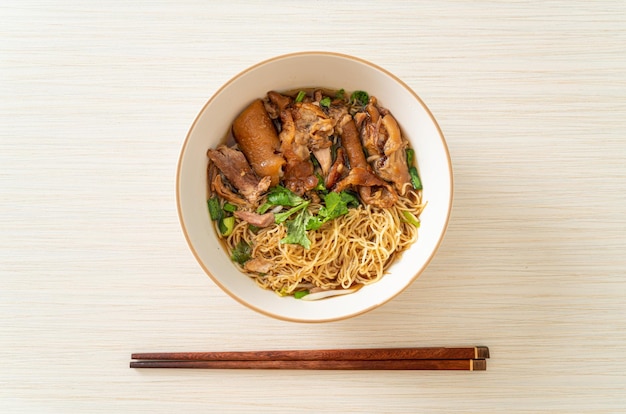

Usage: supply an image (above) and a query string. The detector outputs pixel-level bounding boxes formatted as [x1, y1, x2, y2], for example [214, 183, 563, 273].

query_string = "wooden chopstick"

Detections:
[131, 346, 489, 362]
[130, 358, 486, 371]
[130, 346, 489, 371]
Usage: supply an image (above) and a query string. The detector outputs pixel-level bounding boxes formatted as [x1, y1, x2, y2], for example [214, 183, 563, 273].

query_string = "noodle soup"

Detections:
[206, 88, 424, 300]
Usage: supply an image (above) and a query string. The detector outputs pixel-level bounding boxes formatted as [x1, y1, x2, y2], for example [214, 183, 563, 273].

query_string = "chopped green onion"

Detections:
[256, 202, 272, 214]
[350, 90, 369, 106]
[319, 96, 331, 108]
[219, 216, 235, 236]
[294, 290, 310, 299]
[295, 90, 306, 103]
[402, 210, 421, 227]
[409, 166, 422, 190]
[406, 148, 415, 167]
[223, 202, 238, 213]
[207, 197, 222, 221]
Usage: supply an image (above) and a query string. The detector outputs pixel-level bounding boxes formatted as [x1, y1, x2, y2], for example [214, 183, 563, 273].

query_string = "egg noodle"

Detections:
[225, 190, 424, 295]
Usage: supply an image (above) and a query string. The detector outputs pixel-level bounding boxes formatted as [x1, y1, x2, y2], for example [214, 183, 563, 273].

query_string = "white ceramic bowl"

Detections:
[177, 51, 452, 322]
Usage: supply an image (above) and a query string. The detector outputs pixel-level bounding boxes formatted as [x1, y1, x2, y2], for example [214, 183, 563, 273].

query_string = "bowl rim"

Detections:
[176, 51, 454, 323]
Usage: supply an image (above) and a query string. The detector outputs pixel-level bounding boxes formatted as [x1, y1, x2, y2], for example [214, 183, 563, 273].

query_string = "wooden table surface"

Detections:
[2, 1, 625, 412]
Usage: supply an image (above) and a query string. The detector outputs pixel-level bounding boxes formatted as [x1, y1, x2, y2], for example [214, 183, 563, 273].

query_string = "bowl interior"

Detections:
[177, 52, 452, 322]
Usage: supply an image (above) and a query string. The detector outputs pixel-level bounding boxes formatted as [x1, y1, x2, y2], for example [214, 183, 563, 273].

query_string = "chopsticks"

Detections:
[130, 346, 489, 371]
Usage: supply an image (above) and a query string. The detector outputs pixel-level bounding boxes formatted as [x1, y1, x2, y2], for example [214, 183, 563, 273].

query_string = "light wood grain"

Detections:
[2, 1, 626, 412]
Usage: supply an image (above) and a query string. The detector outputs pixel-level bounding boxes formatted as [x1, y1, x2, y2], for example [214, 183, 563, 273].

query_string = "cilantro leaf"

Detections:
[274, 190, 359, 249]
[268, 185, 304, 206]
[341, 191, 360, 207]
[318, 191, 360, 221]
[314, 173, 327, 193]
[305, 214, 324, 231]
[231, 241, 252, 264]
[274, 201, 309, 224]
[280, 208, 312, 249]
[257, 185, 305, 214]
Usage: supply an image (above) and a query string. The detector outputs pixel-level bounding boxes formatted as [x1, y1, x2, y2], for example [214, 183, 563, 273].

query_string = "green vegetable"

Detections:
[402, 210, 421, 227]
[269, 185, 304, 206]
[350, 90, 369, 106]
[409, 166, 422, 190]
[280, 208, 312, 249]
[274, 201, 310, 224]
[256, 203, 272, 215]
[231, 241, 252, 264]
[294, 290, 310, 299]
[319, 191, 359, 221]
[406, 148, 415, 167]
[310, 153, 321, 169]
[295, 90, 306, 103]
[335, 88, 345, 100]
[207, 197, 222, 221]
[258, 185, 305, 214]
[319, 96, 331, 108]
[305, 191, 359, 232]
[314, 173, 327, 193]
[260, 187, 360, 249]
[405, 148, 422, 190]
[219, 216, 235, 236]
[209, 197, 236, 236]
[305, 215, 324, 231]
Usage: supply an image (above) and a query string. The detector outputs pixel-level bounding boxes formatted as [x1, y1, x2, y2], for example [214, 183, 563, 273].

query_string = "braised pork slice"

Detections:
[234, 210, 275, 228]
[375, 114, 412, 195]
[211, 174, 247, 206]
[278, 109, 318, 195]
[360, 101, 412, 196]
[336, 115, 397, 208]
[361, 101, 383, 158]
[243, 257, 273, 274]
[325, 147, 346, 189]
[207, 146, 271, 204]
[294, 103, 334, 150]
[334, 167, 397, 208]
[267, 91, 292, 114]
[294, 103, 334, 175]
